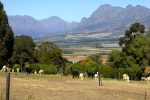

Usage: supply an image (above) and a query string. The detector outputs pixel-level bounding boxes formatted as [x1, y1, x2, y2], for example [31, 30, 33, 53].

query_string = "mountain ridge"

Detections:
[8, 4, 150, 37]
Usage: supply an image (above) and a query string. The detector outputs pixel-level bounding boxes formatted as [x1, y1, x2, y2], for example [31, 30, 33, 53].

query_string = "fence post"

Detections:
[99, 72, 103, 86]
[145, 91, 147, 100]
[6, 73, 10, 100]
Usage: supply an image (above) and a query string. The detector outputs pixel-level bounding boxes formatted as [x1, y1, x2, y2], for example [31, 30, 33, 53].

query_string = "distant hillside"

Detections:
[8, 4, 150, 37]
[73, 4, 150, 34]
[8, 15, 78, 36]
[8, 15, 45, 36]
[40, 16, 78, 34]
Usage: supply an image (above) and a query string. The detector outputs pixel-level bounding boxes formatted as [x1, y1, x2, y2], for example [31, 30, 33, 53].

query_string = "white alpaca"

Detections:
[95, 72, 99, 81]
[146, 77, 150, 84]
[12, 69, 15, 72]
[141, 77, 147, 81]
[17, 68, 20, 72]
[0, 65, 7, 72]
[79, 73, 84, 80]
[146, 77, 150, 80]
[39, 69, 44, 74]
[123, 74, 130, 83]
[34, 71, 37, 74]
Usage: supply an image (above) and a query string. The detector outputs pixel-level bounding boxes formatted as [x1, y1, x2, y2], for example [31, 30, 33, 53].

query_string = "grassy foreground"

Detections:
[0, 73, 150, 100]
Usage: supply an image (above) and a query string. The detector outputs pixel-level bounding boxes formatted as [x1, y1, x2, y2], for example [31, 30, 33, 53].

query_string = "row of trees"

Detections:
[8, 35, 67, 73]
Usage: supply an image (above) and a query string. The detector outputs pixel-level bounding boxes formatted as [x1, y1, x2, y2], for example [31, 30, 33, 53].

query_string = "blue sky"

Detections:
[1, 0, 150, 22]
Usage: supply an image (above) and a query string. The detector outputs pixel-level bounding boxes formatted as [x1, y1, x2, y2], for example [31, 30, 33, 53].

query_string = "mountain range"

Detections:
[8, 15, 78, 36]
[8, 4, 150, 38]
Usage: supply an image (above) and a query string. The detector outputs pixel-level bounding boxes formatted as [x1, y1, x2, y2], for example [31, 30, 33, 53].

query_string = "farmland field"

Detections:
[0, 73, 150, 100]
[62, 47, 121, 56]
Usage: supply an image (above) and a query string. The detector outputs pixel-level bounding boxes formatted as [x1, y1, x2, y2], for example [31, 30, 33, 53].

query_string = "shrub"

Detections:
[29, 63, 57, 74]
[13, 64, 20, 69]
[40, 64, 57, 74]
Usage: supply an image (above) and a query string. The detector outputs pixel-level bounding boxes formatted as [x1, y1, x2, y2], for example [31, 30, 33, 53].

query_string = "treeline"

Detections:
[1, 34, 68, 73]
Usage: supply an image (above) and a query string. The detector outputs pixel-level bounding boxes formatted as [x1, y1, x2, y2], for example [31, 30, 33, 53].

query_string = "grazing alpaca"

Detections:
[11, 69, 15, 72]
[34, 71, 37, 74]
[39, 69, 44, 74]
[0, 65, 7, 72]
[79, 73, 84, 80]
[16, 68, 20, 72]
[146, 77, 150, 80]
[141, 77, 147, 81]
[87, 70, 94, 79]
[146, 77, 150, 84]
[141, 77, 150, 84]
[123, 74, 130, 83]
[70, 67, 79, 79]
[95, 72, 99, 81]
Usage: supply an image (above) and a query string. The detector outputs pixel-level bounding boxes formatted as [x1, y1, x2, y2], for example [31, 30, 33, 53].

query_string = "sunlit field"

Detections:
[0, 73, 150, 100]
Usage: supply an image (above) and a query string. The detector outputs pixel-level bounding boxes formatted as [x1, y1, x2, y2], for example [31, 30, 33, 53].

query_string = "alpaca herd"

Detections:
[1, 65, 150, 84]
[0, 65, 44, 75]
[70, 68, 100, 81]
[0, 65, 12, 72]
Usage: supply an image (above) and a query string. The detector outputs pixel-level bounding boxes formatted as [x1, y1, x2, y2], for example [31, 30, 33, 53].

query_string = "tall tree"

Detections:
[108, 22, 149, 79]
[38, 41, 67, 70]
[109, 22, 149, 68]
[145, 28, 150, 65]
[0, 2, 14, 66]
[119, 22, 145, 47]
[119, 22, 148, 67]
[13, 35, 35, 71]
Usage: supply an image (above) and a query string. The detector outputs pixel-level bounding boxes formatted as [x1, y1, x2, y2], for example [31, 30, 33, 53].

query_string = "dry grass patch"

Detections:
[0, 73, 150, 100]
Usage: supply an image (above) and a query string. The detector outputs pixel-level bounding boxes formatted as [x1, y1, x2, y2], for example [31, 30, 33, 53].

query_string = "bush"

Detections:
[40, 64, 57, 74]
[29, 63, 57, 74]
[13, 64, 20, 69]
[99, 66, 114, 78]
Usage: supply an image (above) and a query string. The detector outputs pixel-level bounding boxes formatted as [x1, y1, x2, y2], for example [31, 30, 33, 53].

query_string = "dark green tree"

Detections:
[108, 22, 150, 80]
[120, 22, 148, 67]
[0, 1, 14, 66]
[119, 22, 145, 46]
[108, 50, 124, 68]
[38, 41, 67, 71]
[145, 28, 150, 65]
[12, 35, 35, 71]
